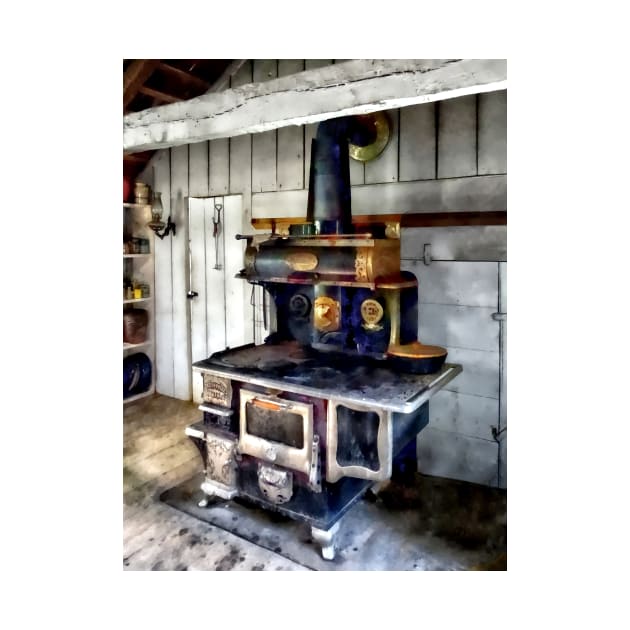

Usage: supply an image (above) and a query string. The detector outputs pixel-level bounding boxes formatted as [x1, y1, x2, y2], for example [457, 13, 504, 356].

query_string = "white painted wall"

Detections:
[141, 60, 507, 488]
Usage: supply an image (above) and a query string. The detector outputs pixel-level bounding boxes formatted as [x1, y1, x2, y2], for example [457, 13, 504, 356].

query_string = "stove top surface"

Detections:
[193, 342, 462, 413]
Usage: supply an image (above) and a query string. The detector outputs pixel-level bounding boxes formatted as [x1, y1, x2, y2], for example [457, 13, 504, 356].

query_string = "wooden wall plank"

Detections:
[478, 90, 507, 175]
[252, 174, 507, 218]
[209, 139, 229, 195]
[277, 60, 304, 191]
[189, 142, 209, 197]
[399, 102, 436, 181]
[419, 303, 499, 353]
[304, 60, 332, 187]
[229, 62, 252, 195]
[152, 149, 173, 396]
[170, 144, 191, 400]
[223, 195, 252, 348]
[252, 60, 277, 193]
[417, 427, 498, 486]
[401, 225, 507, 262]
[228, 63, 254, 342]
[402, 260, 498, 307]
[365, 108, 399, 184]
[437, 95, 477, 178]
[429, 390, 499, 441]
[277, 59, 304, 77]
[188, 198, 208, 366]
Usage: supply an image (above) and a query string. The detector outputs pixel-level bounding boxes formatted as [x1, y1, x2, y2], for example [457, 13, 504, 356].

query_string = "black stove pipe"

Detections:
[306, 116, 376, 235]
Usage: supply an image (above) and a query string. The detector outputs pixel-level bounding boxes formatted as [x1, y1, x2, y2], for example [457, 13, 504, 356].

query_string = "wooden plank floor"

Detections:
[123, 393, 307, 571]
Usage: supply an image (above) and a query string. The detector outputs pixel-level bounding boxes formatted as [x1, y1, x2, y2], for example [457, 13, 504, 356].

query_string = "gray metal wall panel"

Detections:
[349, 154, 365, 186]
[429, 390, 499, 441]
[478, 90, 507, 175]
[399, 102, 436, 181]
[417, 427, 498, 486]
[499, 262, 507, 430]
[441, 347, 500, 399]
[419, 303, 499, 353]
[437, 95, 477, 178]
[402, 260, 498, 307]
[499, 435, 506, 489]
[252, 175, 506, 219]
[401, 226, 507, 262]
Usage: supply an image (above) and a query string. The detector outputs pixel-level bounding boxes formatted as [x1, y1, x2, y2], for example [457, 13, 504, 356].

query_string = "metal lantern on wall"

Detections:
[148, 190, 176, 239]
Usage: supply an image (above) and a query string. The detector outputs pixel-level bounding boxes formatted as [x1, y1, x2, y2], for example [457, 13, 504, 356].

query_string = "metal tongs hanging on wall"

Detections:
[213, 203, 223, 270]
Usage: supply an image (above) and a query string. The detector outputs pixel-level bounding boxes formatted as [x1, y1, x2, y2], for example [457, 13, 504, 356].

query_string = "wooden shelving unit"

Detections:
[123, 202, 156, 404]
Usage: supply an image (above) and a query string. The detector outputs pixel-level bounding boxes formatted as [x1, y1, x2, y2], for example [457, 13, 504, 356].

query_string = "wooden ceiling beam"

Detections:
[124, 59, 506, 153]
[158, 62, 211, 90]
[123, 59, 159, 109]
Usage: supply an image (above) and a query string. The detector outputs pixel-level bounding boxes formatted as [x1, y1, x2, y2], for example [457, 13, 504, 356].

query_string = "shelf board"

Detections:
[123, 202, 151, 210]
[123, 340, 153, 350]
[123, 253, 152, 258]
[123, 297, 151, 304]
[123, 388, 155, 404]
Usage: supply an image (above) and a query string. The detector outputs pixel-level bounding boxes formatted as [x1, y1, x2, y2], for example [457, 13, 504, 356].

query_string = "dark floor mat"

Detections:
[160, 473, 506, 571]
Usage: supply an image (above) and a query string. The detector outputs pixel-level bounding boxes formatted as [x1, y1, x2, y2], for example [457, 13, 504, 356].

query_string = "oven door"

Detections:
[238, 389, 314, 477]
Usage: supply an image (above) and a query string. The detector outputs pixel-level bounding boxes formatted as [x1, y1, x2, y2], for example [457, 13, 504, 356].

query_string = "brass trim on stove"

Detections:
[326, 400, 393, 483]
[238, 389, 314, 476]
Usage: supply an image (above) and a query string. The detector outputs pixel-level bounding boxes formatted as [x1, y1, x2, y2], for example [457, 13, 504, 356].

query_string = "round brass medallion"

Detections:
[349, 112, 391, 162]
[314, 296, 341, 332]
[361, 299, 384, 329]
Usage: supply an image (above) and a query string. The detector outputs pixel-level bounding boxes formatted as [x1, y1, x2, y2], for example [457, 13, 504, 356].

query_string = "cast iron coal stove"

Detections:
[186, 115, 462, 559]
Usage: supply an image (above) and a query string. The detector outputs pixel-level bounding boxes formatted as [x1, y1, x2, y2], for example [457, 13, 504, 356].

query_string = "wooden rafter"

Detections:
[138, 85, 180, 104]
[206, 59, 247, 93]
[123, 59, 159, 109]
[158, 62, 211, 90]
[124, 59, 507, 153]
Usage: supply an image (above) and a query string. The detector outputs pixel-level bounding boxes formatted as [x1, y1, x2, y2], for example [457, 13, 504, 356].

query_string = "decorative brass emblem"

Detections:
[286, 252, 318, 272]
[313, 296, 341, 332]
[203, 375, 233, 407]
[355, 250, 369, 282]
[385, 222, 400, 239]
[360, 299, 384, 330]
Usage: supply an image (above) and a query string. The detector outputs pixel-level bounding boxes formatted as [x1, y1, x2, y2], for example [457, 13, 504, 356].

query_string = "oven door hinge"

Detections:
[492, 312, 507, 321]
[308, 435, 322, 493]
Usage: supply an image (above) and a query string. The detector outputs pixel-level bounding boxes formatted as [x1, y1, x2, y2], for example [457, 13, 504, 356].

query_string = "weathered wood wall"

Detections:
[142, 60, 507, 487]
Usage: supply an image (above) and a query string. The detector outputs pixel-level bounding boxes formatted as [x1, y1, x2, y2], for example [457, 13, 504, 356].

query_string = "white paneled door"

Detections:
[188, 195, 250, 403]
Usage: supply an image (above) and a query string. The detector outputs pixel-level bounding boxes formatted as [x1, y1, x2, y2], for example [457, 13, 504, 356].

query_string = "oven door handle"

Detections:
[250, 396, 292, 411]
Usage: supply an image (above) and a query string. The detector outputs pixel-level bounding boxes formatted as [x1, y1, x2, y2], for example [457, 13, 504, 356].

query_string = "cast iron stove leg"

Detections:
[311, 522, 340, 560]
